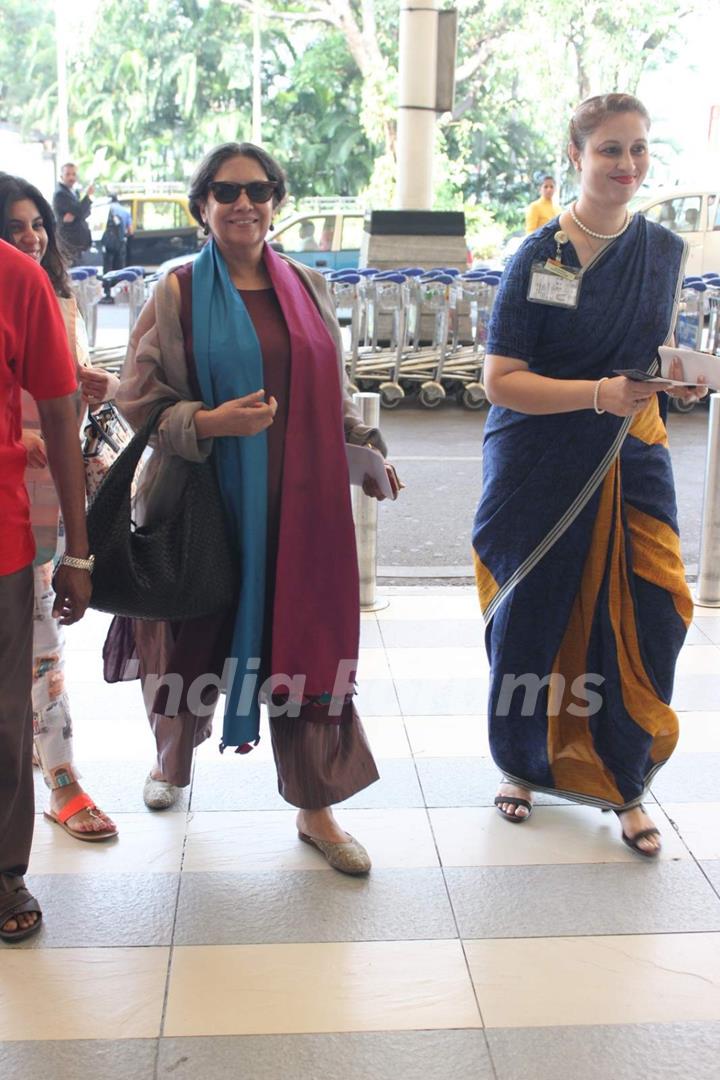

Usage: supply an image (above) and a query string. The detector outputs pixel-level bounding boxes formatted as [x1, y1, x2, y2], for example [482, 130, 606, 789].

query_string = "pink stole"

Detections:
[263, 245, 359, 696]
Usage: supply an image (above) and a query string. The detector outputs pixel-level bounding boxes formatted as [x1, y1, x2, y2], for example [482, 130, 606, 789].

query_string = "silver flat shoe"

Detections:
[298, 831, 371, 875]
[143, 772, 180, 810]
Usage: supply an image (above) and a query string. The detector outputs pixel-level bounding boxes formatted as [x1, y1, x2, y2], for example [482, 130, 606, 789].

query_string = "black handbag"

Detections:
[86, 404, 238, 620]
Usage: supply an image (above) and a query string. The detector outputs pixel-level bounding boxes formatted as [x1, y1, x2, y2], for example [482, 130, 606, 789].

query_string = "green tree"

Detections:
[0, 0, 701, 225]
[0, 0, 55, 132]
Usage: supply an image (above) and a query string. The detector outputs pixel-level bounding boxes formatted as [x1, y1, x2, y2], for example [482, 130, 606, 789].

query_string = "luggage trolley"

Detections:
[439, 271, 495, 409]
[102, 268, 147, 329]
[672, 276, 713, 413]
[390, 271, 456, 408]
[353, 272, 409, 405]
[434, 269, 500, 409]
[676, 277, 706, 351]
[353, 268, 424, 409]
[90, 267, 147, 369]
[327, 270, 364, 394]
[702, 272, 720, 355]
[69, 267, 103, 348]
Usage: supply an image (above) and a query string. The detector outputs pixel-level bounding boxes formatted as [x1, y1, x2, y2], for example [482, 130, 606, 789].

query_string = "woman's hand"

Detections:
[663, 356, 709, 404]
[596, 376, 669, 418]
[79, 367, 121, 407]
[197, 390, 278, 438]
[21, 429, 47, 468]
[362, 459, 403, 501]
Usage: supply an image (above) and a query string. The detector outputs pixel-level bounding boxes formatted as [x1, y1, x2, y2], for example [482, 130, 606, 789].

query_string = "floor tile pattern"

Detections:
[1, 592, 719, 1079]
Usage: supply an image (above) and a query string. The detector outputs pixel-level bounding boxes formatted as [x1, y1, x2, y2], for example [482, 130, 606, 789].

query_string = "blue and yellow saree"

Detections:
[472, 216, 691, 809]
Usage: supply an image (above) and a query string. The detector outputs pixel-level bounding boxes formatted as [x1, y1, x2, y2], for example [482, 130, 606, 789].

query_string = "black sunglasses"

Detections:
[208, 180, 278, 204]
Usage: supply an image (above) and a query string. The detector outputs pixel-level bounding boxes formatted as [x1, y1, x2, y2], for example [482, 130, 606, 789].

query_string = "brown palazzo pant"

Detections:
[0, 565, 35, 878]
[133, 618, 379, 809]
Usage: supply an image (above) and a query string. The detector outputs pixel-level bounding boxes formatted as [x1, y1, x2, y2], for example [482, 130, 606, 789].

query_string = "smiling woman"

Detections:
[472, 93, 708, 858]
[0, 173, 119, 862]
[109, 141, 401, 876]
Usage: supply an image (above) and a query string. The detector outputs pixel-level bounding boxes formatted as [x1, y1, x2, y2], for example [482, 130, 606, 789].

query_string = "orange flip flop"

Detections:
[44, 792, 118, 842]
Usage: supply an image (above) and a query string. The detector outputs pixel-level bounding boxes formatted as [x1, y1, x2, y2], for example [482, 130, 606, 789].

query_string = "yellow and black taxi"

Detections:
[90, 191, 203, 268]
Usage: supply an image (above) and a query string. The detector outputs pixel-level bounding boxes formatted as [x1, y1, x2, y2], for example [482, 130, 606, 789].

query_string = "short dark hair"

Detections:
[541, 175, 555, 183]
[570, 93, 651, 152]
[0, 173, 71, 297]
[60, 162, 76, 172]
[188, 142, 287, 226]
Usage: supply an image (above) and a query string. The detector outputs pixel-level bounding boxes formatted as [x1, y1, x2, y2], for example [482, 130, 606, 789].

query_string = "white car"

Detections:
[633, 189, 720, 276]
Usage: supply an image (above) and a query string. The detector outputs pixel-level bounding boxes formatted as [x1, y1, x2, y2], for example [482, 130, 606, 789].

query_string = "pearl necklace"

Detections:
[570, 202, 632, 241]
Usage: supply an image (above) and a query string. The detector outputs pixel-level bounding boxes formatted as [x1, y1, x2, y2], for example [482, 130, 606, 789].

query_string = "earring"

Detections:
[269, 221, 275, 232]
[203, 222, 209, 235]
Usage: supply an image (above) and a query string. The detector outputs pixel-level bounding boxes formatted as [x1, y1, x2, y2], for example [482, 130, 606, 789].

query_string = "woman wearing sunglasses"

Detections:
[109, 142, 397, 873]
[0, 173, 118, 843]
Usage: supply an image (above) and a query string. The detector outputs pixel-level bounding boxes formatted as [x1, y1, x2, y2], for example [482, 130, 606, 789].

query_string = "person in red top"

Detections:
[0, 237, 92, 942]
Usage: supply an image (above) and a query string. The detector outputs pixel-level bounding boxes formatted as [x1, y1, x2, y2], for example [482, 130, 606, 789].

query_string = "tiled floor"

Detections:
[1, 587, 720, 1080]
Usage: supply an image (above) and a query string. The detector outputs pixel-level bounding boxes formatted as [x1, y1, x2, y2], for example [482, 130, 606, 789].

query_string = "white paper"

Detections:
[658, 346, 720, 391]
[346, 443, 393, 498]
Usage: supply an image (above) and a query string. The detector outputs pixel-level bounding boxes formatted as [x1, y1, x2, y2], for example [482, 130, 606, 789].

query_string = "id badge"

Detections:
[527, 261, 581, 309]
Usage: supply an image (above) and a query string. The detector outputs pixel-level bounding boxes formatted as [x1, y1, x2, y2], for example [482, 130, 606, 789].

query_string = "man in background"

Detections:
[525, 175, 560, 233]
[102, 192, 132, 276]
[53, 162, 94, 265]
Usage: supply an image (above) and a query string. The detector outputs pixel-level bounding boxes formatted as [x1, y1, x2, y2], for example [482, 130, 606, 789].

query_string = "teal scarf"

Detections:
[192, 239, 267, 747]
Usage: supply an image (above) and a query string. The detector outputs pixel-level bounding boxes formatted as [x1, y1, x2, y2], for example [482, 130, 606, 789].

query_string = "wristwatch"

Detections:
[60, 554, 95, 574]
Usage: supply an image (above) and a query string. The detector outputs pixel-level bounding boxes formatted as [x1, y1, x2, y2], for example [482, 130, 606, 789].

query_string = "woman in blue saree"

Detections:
[472, 94, 707, 856]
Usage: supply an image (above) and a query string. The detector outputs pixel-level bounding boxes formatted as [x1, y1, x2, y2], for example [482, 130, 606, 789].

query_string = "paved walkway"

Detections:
[1, 588, 719, 1079]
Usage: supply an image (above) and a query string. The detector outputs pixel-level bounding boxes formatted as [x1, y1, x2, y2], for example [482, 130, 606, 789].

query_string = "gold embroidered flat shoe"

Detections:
[298, 831, 372, 875]
[143, 773, 180, 811]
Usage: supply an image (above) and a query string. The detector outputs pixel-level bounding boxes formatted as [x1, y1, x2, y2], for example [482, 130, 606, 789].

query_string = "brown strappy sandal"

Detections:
[0, 875, 42, 943]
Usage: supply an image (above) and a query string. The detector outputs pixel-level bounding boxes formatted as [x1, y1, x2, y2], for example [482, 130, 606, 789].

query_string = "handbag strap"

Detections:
[102, 401, 171, 485]
[86, 409, 121, 453]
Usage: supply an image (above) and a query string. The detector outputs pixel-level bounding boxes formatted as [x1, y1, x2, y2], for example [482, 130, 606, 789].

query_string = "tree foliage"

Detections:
[0, 0, 698, 233]
[0, 0, 56, 131]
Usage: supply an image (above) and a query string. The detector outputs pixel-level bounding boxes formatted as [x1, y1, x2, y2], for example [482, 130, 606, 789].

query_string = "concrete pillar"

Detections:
[397, 0, 440, 210]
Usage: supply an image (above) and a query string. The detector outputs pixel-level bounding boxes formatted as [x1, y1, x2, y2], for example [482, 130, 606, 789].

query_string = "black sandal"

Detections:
[603, 806, 661, 859]
[494, 794, 533, 823]
[0, 875, 43, 943]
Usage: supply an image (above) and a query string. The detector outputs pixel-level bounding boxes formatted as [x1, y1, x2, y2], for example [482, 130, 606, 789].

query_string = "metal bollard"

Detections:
[695, 393, 720, 607]
[352, 392, 388, 611]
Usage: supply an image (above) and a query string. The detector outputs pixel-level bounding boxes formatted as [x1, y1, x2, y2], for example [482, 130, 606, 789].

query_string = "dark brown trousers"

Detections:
[0, 565, 35, 878]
